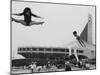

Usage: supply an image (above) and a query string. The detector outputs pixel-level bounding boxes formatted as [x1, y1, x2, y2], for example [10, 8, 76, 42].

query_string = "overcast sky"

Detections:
[12, 1, 95, 59]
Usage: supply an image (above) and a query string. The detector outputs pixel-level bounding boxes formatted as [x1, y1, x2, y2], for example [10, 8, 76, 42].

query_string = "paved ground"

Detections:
[12, 67, 84, 74]
[12, 65, 96, 74]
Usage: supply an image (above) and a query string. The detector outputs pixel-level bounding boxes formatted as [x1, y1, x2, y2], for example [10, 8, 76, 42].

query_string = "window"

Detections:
[65, 49, 69, 52]
[20, 48, 26, 51]
[59, 48, 65, 52]
[39, 48, 44, 51]
[32, 48, 37, 51]
[46, 48, 51, 51]
[53, 48, 58, 51]
[26, 48, 31, 51]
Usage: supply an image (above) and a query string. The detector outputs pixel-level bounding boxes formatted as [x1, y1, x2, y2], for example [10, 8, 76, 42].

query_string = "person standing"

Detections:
[29, 62, 37, 73]
[65, 61, 71, 71]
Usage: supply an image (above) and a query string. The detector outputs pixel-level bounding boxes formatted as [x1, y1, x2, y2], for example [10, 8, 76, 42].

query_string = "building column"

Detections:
[69, 48, 71, 56]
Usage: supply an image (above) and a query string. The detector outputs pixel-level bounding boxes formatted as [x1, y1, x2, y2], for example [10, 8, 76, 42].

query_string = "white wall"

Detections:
[0, 0, 100, 75]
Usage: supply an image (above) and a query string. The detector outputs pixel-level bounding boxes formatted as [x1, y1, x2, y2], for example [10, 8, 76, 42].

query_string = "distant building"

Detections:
[18, 47, 69, 59]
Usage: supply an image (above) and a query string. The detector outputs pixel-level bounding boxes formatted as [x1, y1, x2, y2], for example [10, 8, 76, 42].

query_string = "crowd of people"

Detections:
[28, 60, 72, 73]
[29, 61, 60, 73]
[27, 58, 95, 73]
[12, 55, 96, 74]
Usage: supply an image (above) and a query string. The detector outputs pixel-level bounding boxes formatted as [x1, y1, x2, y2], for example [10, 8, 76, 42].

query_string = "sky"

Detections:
[12, 1, 95, 59]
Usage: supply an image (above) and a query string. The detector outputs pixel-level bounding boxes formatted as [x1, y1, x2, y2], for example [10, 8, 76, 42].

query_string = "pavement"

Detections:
[12, 66, 84, 74]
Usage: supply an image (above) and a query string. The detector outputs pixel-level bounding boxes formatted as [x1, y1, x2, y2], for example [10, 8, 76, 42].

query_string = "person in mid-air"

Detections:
[12, 7, 44, 26]
[73, 31, 86, 47]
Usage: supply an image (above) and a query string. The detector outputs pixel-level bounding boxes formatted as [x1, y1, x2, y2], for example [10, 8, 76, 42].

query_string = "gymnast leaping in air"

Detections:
[12, 7, 44, 26]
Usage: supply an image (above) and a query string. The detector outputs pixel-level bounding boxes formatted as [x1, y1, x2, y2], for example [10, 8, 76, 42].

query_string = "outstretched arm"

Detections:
[12, 13, 23, 16]
[31, 13, 43, 19]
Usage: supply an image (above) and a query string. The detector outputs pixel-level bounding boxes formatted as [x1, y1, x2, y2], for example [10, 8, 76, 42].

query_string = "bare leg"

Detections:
[12, 17, 26, 25]
[29, 21, 44, 26]
[80, 40, 86, 47]
[78, 40, 84, 47]
[78, 40, 86, 47]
